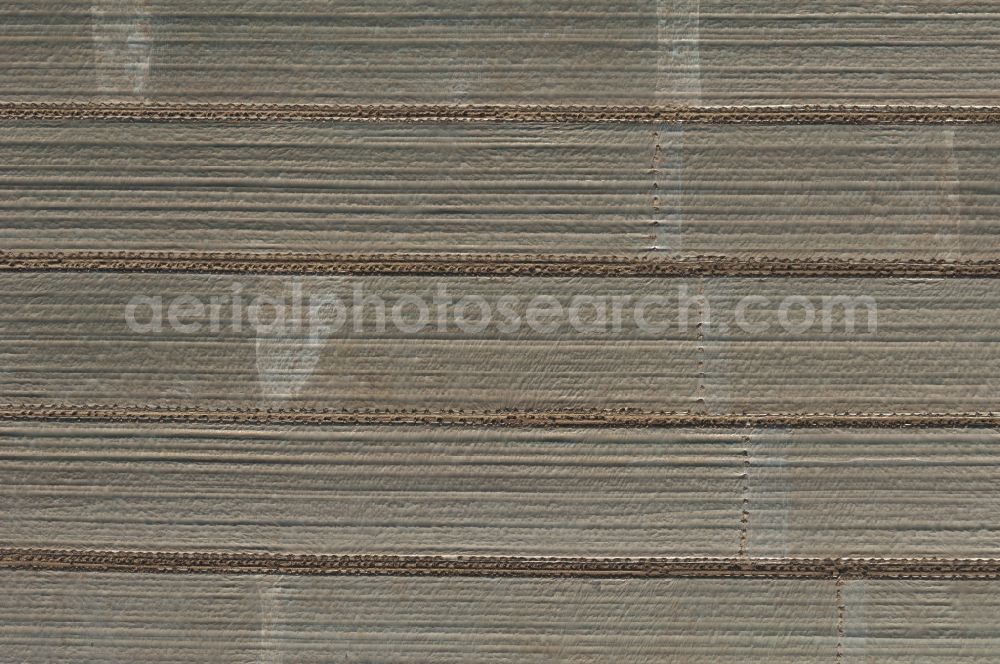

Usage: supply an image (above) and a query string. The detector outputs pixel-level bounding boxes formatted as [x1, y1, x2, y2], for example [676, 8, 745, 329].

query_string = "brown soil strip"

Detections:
[2, 405, 999, 428]
[3, 251, 999, 278]
[4, 103, 1000, 124]
[4, 549, 1000, 579]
